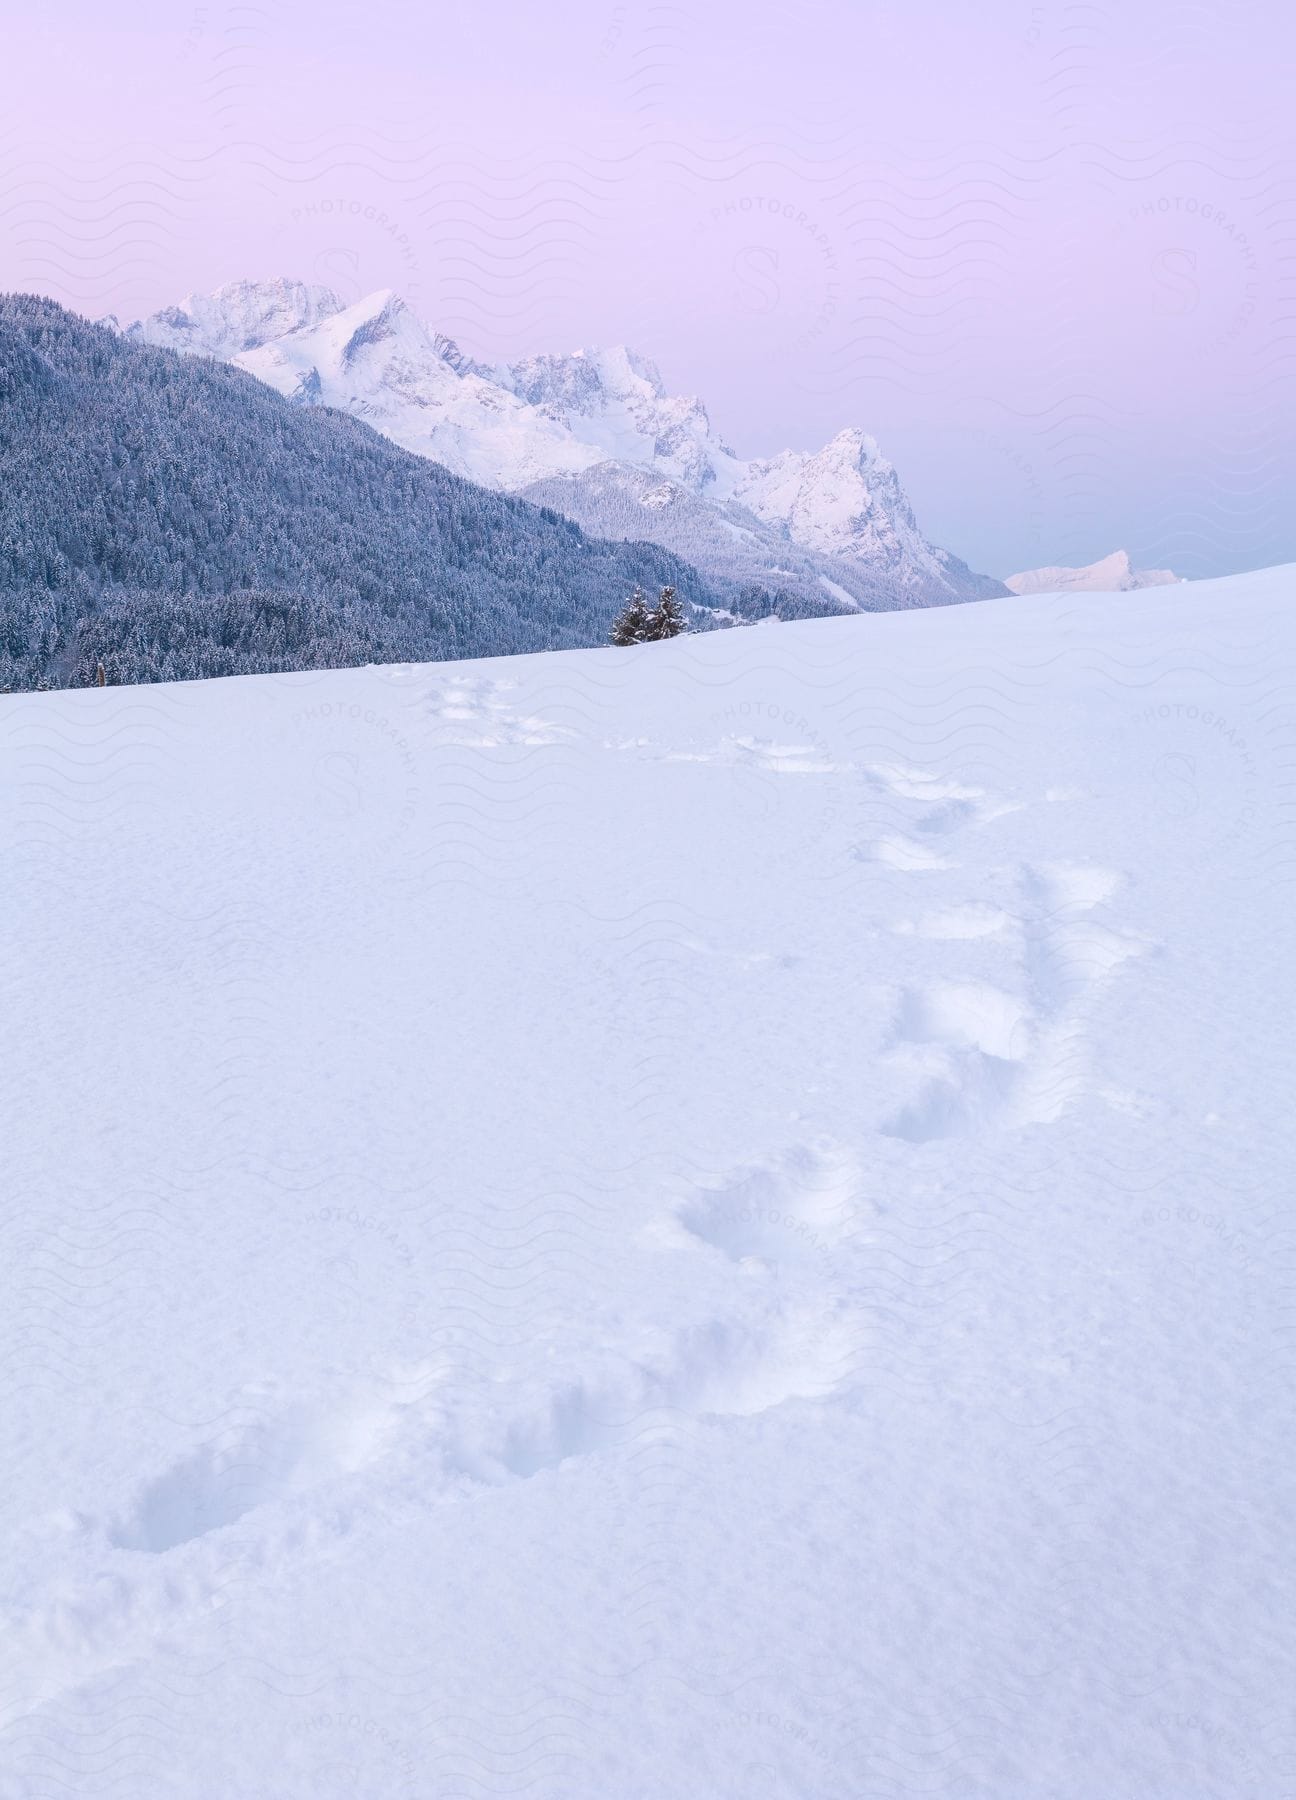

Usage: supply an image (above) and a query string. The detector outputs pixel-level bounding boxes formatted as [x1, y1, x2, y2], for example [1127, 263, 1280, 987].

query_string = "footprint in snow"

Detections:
[878, 863, 1151, 1142]
[107, 1393, 401, 1553]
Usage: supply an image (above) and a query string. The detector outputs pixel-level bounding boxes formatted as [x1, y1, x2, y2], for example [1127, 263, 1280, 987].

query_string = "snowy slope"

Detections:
[1005, 549, 1183, 594]
[125, 281, 1005, 611]
[3, 566, 1294, 1797]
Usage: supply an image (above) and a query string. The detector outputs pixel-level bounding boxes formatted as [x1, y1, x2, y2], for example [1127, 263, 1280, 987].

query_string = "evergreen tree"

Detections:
[646, 585, 687, 640]
[609, 587, 651, 645]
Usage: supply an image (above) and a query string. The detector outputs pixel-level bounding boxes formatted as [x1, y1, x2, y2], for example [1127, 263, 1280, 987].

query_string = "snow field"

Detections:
[2, 569, 1294, 1796]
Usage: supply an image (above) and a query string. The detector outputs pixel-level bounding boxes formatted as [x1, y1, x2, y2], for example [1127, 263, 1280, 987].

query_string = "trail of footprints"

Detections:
[870, 763, 1150, 1142]
[77, 765, 1132, 1570]
[0, 1157, 861, 1769]
[26, 758, 1134, 1701]
[2, 1141, 863, 1737]
[74, 1149, 865, 1587]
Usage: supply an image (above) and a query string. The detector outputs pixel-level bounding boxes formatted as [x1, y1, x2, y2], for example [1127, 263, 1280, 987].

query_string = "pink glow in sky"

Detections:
[4, 0, 1292, 578]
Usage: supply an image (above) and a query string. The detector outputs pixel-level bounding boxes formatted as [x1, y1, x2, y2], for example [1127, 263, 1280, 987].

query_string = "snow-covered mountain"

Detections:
[124, 280, 1007, 613]
[503, 341, 1002, 607]
[504, 342, 727, 492]
[1004, 550, 1183, 595]
[3, 293, 710, 690]
[122, 277, 345, 361]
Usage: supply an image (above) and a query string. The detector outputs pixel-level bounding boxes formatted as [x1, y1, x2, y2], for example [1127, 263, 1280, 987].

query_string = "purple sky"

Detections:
[5, 0, 1293, 579]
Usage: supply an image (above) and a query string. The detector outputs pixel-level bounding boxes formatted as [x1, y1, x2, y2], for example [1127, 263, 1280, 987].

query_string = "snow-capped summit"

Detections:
[229, 288, 596, 490]
[502, 345, 731, 492]
[717, 428, 1005, 602]
[733, 429, 916, 561]
[508, 344, 669, 412]
[126, 281, 1007, 612]
[124, 278, 344, 360]
[332, 287, 407, 364]
[1005, 550, 1183, 595]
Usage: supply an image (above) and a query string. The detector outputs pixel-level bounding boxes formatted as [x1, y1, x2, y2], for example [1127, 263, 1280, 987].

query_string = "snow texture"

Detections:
[2, 566, 1294, 1797]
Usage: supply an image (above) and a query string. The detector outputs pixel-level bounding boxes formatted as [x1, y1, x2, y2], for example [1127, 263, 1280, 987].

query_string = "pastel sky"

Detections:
[5, 0, 1293, 579]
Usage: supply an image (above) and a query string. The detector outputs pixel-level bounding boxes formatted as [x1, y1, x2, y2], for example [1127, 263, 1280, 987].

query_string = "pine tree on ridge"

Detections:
[609, 586, 651, 645]
[647, 585, 687, 640]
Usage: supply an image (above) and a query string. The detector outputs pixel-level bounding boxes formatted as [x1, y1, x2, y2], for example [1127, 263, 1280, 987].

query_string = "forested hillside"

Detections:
[0, 296, 723, 689]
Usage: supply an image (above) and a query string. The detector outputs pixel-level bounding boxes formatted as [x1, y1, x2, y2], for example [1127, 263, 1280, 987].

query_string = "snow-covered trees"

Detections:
[651, 585, 687, 639]
[609, 584, 689, 646]
[0, 295, 717, 690]
[609, 586, 651, 645]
